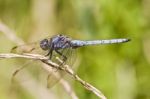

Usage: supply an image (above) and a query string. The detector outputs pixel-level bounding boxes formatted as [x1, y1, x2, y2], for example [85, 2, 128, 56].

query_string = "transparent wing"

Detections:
[11, 42, 47, 55]
[47, 47, 76, 88]
[51, 47, 76, 67]
[10, 58, 48, 92]
[10, 41, 51, 88]
[11, 37, 77, 88]
[67, 48, 76, 67]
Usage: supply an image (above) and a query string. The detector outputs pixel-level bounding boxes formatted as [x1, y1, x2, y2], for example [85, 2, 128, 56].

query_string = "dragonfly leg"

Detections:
[55, 50, 67, 62]
[45, 42, 54, 59]
[45, 49, 53, 59]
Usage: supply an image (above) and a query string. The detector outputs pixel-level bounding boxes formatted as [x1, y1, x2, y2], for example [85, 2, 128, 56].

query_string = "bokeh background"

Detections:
[0, 0, 150, 99]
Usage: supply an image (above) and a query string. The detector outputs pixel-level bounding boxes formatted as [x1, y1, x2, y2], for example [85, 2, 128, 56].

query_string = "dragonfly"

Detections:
[11, 34, 130, 88]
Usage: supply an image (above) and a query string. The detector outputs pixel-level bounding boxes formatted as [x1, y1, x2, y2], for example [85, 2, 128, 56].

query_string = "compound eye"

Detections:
[40, 39, 49, 50]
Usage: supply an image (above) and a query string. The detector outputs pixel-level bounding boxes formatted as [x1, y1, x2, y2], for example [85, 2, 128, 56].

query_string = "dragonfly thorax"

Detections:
[40, 34, 72, 51]
[52, 35, 72, 50]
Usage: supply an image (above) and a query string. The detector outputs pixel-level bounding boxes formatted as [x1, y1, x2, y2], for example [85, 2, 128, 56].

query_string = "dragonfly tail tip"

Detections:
[127, 38, 131, 42]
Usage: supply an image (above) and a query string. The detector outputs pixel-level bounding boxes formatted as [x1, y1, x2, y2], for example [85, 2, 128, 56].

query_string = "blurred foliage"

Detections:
[0, 0, 150, 99]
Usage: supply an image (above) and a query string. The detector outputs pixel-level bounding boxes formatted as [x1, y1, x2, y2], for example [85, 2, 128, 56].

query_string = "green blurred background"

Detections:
[0, 0, 150, 99]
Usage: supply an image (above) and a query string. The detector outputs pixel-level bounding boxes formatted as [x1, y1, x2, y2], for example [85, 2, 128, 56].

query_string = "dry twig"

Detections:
[0, 53, 107, 99]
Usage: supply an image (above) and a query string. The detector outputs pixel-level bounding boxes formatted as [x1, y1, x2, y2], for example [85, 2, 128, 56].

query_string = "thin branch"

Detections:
[0, 53, 107, 99]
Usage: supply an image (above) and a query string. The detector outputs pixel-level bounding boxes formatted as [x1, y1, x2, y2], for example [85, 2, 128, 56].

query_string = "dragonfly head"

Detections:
[40, 39, 49, 50]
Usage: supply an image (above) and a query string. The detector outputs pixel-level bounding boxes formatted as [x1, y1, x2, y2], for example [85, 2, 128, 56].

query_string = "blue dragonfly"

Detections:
[11, 34, 130, 88]
[40, 34, 130, 59]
